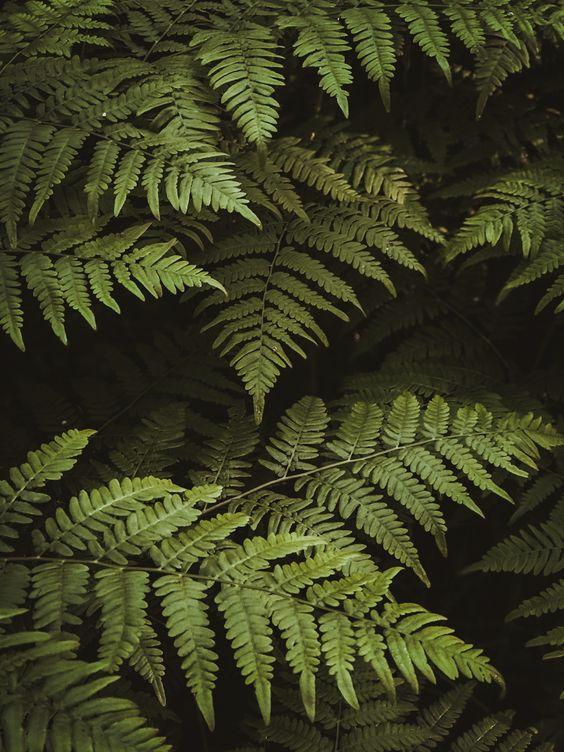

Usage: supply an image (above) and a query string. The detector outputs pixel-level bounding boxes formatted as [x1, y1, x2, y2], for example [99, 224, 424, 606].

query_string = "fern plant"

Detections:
[1, 0, 564, 750]
[469, 455, 564, 697]
[232, 666, 556, 752]
[0, 390, 560, 742]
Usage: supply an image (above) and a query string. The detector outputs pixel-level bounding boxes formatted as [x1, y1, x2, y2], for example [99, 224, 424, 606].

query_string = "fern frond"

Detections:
[0, 429, 93, 552]
[30, 127, 87, 223]
[319, 612, 359, 710]
[217, 585, 274, 723]
[33, 476, 183, 556]
[279, 3, 352, 116]
[30, 561, 89, 631]
[442, 4, 486, 53]
[21, 252, 67, 342]
[1, 219, 223, 346]
[508, 579, 564, 621]
[0, 253, 24, 350]
[192, 21, 283, 144]
[129, 619, 167, 706]
[191, 406, 258, 494]
[0, 627, 169, 752]
[261, 396, 329, 477]
[95, 568, 149, 671]
[469, 517, 564, 575]
[0, 120, 54, 245]
[396, 2, 451, 83]
[150, 513, 250, 572]
[342, 6, 396, 111]
[155, 574, 218, 730]
[474, 37, 529, 118]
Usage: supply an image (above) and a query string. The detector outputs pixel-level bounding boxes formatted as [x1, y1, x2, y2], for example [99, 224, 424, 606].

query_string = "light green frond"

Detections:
[202, 532, 322, 582]
[150, 512, 249, 571]
[30, 561, 89, 631]
[95, 568, 149, 671]
[319, 612, 358, 710]
[128, 619, 166, 706]
[279, 4, 352, 117]
[0, 429, 93, 552]
[33, 476, 182, 556]
[216, 585, 274, 723]
[261, 396, 329, 477]
[155, 574, 218, 730]
[192, 22, 283, 144]
[342, 6, 396, 111]
[396, 2, 451, 83]
[268, 597, 320, 722]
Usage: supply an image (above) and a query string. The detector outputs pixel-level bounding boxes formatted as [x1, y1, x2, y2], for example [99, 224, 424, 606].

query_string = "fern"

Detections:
[396, 2, 451, 84]
[0, 218, 224, 347]
[470, 472, 564, 694]
[192, 19, 283, 145]
[0, 623, 169, 752]
[195, 200, 427, 419]
[342, 5, 396, 112]
[1, 417, 536, 734]
[234, 667, 551, 752]
[1, 0, 564, 748]
[279, 2, 352, 117]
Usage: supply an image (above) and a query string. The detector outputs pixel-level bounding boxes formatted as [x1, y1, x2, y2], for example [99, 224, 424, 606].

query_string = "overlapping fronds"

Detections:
[444, 155, 564, 315]
[232, 667, 552, 752]
[470, 468, 564, 695]
[0, 624, 170, 752]
[0, 217, 223, 348]
[5, 407, 550, 734]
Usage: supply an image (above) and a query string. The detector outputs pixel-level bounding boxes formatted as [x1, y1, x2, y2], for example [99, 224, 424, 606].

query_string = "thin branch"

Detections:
[201, 426, 526, 517]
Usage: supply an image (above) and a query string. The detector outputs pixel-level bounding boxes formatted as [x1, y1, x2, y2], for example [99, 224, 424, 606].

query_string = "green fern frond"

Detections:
[1, 219, 223, 346]
[33, 476, 183, 556]
[279, 3, 352, 117]
[0, 626, 170, 752]
[396, 2, 451, 84]
[128, 619, 167, 706]
[95, 567, 149, 671]
[261, 396, 329, 477]
[191, 406, 258, 494]
[0, 429, 93, 552]
[474, 37, 530, 118]
[442, 4, 486, 53]
[469, 516, 564, 575]
[509, 579, 564, 621]
[155, 573, 218, 730]
[30, 561, 89, 631]
[342, 5, 396, 111]
[217, 585, 274, 724]
[0, 253, 24, 349]
[192, 21, 283, 144]
[0, 120, 54, 245]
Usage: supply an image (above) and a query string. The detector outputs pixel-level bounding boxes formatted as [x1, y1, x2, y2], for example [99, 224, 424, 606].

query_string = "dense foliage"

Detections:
[1, 0, 563, 749]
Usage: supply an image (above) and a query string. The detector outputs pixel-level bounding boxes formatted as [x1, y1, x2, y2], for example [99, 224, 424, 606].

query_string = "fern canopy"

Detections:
[1, 0, 564, 749]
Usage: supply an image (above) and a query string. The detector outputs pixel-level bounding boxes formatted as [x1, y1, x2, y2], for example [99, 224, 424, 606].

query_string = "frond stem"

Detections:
[202, 426, 528, 516]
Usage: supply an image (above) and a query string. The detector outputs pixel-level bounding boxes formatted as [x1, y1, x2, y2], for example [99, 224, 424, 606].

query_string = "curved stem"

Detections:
[202, 427, 519, 516]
